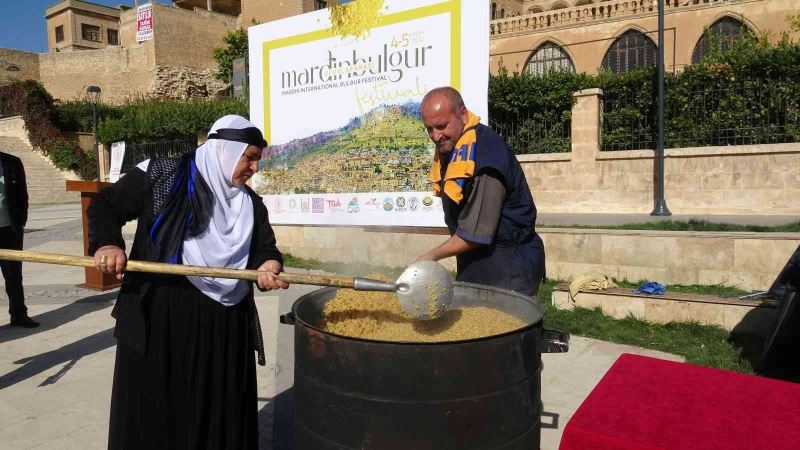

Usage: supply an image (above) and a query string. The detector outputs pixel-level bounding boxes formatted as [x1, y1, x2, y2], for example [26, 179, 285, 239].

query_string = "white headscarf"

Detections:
[182, 115, 258, 305]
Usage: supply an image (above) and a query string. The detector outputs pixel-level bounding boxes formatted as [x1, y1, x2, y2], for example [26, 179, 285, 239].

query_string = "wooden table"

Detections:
[65, 180, 121, 290]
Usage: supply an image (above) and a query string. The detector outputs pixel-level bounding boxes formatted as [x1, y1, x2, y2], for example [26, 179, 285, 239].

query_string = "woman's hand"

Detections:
[94, 245, 127, 280]
[257, 260, 289, 291]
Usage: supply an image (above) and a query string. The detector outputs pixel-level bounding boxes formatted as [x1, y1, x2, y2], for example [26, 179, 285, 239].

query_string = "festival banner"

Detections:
[248, 0, 489, 226]
[136, 4, 154, 42]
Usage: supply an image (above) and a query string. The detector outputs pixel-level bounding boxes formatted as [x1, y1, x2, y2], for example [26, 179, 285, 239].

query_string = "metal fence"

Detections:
[489, 112, 571, 155]
[602, 83, 800, 151]
[121, 137, 197, 173]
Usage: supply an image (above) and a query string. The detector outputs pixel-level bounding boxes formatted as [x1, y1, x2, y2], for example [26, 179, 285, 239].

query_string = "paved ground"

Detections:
[1, 204, 685, 449]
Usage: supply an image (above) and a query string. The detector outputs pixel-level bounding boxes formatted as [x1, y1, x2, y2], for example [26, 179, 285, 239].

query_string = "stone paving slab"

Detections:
[0, 291, 282, 450]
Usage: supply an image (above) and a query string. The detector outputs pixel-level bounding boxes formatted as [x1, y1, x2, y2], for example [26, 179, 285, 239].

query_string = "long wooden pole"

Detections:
[0, 249, 356, 289]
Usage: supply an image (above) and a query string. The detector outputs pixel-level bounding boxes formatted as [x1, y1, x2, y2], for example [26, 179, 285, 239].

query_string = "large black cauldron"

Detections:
[280, 282, 569, 449]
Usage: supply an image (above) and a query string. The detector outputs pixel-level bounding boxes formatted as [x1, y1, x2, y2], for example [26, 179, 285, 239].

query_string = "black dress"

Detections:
[88, 166, 282, 450]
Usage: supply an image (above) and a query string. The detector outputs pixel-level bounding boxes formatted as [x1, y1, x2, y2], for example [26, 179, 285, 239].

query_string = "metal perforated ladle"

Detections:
[0, 250, 454, 320]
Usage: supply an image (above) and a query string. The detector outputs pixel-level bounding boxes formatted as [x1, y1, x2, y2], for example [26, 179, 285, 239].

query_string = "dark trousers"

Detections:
[0, 226, 25, 317]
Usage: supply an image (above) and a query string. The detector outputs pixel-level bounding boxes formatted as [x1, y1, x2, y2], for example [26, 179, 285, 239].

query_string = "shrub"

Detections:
[0, 80, 96, 179]
[96, 97, 249, 144]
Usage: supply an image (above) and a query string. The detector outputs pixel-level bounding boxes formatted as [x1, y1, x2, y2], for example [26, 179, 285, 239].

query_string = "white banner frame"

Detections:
[248, 0, 488, 227]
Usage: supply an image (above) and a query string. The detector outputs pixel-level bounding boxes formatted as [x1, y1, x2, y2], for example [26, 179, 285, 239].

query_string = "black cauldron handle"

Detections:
[280, 311, 296, 325]
[538, 329, 570, 353]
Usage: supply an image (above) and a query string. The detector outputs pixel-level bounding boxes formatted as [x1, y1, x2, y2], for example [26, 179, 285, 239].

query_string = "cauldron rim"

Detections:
[289, 281, 547, 345]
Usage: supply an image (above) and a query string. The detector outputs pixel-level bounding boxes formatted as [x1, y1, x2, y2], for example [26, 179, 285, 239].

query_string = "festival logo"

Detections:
[395, 196, 407, 212]
[273, 198, 285, 213]
[382, 196, 394, 211]
[326, 198, 344, 212]
[421, 195, 434, 212]
[362, 197, 380, 210]
[347, 197, 360, 213]
[288, 198, 298, 212]
[312, 197, 325, 213]
[300, 198, 310, 213]
[409, 197, 420, 212]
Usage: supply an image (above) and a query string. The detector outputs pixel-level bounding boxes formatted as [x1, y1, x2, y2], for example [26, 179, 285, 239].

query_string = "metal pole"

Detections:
[651, 0, 671, 216]
[92, 102, 101, 181]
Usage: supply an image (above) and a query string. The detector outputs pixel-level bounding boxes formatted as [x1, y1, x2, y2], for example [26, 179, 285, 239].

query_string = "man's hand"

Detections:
[94, 245, 127, 280]
[257, 260, 289, 291]
[415, 235, 480, 263]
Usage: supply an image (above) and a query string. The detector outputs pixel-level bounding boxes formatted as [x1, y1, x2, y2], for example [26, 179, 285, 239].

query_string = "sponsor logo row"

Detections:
[267, 195, 440, 214]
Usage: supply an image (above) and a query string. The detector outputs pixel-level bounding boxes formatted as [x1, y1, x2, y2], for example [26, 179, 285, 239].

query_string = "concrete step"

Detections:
[0, 136, 80, 204]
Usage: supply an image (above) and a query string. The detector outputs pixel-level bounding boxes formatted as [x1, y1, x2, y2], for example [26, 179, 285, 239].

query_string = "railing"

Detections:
[490, 0, 750, 36]
[602, 83, 800, 151]
[490, 113, 571, 155]
[121, 137, 197, 172]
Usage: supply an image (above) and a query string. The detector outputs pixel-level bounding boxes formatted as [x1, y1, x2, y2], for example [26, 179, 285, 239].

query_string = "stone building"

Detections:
[238, 0, 799, 76]
[489, 0, 800, 75]
[45, 0, 127, 53]
[1, 1, 238, 104]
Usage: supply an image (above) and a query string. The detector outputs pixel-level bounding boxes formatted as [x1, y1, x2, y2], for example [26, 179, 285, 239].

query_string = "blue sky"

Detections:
[0, 1, 172, 53]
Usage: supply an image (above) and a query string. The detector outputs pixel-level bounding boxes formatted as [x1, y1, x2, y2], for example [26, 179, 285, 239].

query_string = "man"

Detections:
[0, 151, 37, 327]
[416, 87, 545, 296]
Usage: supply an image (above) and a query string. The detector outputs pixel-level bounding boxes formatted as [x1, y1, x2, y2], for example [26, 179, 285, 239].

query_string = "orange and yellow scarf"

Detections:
[428, 111, 481, 204]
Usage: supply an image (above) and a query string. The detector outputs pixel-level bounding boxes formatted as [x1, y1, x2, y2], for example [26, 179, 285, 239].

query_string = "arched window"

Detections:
[552, 2, 569, 10]
[691, 17, 752, 64]
[602, 30, 657, 74]
[575, 0, 593, 6]
[525, 42, 576, 76]
[528, 6, 544, 14]
[491, 2, 497, 20]
[500, 8, 505, 18]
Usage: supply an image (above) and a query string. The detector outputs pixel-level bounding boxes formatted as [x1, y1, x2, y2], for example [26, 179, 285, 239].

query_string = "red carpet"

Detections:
[560, 353, 800, 450]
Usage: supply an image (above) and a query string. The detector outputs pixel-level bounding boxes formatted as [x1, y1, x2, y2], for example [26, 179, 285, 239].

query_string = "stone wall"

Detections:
[520, 89, 800, 216]
[148, 65, 229, 99]
[241, 0, 306, 25]
[151, 4, 238, 70]
[272, 224, 799, 291]
[38, 45, 155, 104]
[0, 48, 40, 85]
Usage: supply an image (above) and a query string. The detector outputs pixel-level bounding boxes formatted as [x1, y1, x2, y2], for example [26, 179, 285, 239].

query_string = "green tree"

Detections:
[212, 27, 249, 84]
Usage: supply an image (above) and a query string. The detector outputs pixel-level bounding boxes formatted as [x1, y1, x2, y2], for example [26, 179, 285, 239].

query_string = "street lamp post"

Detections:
[651, 0, 671, 216]
[86, 85, 102, 181]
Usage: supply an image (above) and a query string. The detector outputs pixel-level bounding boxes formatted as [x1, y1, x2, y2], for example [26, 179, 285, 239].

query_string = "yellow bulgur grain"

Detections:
[322, 274, 526, 342]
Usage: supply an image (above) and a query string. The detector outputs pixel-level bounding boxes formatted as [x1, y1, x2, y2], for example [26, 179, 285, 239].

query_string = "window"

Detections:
[314, 0, 327, 10]
[81, 24, 101, 42]
[602, 30, 657, 74]
[55, 25, 64, 43]
[491, 2, 497, 20]
[500, 8, 505, 18]
[691, 17, 751, 64]
[107, 29, 119, 45]
[525, 42, 575, 76]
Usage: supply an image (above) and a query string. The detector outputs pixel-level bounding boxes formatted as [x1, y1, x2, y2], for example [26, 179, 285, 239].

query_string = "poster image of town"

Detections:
[248, 0, 488, 226]
[255, 102, 434, 195]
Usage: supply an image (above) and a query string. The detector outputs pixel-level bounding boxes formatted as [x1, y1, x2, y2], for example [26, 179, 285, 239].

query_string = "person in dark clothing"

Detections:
[416, 87, 545, 296]
[88, 115, 288, 449]
[0, 151, 38, 327]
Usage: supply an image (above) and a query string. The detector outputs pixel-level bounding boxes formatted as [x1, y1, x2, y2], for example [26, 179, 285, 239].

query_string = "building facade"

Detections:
[45, 0, 127, 53]
[2, 2, 238, 103]
[489, 0, 799, 75]
[240, 0, 799, 76]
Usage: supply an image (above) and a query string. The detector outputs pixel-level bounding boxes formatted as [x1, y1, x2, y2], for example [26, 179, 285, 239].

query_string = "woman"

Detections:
[88, 115, 288, 449]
